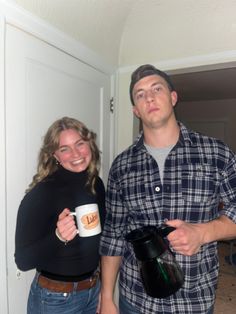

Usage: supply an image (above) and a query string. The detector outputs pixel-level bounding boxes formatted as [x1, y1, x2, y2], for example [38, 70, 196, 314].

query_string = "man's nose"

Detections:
[145, 89, 155, 101]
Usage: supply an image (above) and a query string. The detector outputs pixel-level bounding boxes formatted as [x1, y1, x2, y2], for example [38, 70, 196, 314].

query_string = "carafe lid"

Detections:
[125, 226, 166, 260]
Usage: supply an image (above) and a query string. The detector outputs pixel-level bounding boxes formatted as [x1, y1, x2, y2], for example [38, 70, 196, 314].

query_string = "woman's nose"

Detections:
[71, 147, 80, 156]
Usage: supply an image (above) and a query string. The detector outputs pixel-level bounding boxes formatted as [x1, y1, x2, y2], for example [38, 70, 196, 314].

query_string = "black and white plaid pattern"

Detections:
[100, 123, 236, 313]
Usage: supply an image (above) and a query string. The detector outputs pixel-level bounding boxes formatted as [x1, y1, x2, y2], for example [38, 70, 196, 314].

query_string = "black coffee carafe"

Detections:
[125, 225, 184, 298]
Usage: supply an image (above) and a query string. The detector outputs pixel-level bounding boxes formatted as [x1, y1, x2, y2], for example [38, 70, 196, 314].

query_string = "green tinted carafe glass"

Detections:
[125, 226, 184, 298]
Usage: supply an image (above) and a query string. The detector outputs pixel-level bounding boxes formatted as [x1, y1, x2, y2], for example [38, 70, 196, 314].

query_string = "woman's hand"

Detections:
[56, 208, 77, 242]
[99, 297, 119, 314]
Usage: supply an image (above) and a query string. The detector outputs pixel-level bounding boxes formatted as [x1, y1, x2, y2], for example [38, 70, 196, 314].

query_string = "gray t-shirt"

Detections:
[144, 143, 174, 183]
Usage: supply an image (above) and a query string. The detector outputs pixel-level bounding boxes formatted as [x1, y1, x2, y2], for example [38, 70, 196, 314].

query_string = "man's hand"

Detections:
[165, 219, 204, 256]
[166, 215, 236, 256]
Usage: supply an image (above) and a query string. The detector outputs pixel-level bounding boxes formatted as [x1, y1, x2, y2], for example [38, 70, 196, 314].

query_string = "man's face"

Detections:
[132, 74, 177, 130]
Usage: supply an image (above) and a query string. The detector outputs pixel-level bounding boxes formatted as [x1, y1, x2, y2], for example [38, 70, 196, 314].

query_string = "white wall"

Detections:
[119, 0, 236, 67]
[115, 71, 134, 154]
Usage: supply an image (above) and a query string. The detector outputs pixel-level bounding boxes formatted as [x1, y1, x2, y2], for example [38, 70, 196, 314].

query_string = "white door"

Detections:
[5, 24, 112, 314]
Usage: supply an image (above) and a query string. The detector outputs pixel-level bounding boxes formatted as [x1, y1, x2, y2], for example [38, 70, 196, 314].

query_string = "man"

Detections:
[99, 64, 236, 314]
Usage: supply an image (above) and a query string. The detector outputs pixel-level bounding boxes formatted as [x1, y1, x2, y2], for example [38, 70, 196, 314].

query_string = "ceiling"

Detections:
[12, 1, 236, 103]
[170, 67, 236, 102]
[13, 0, 137, 67]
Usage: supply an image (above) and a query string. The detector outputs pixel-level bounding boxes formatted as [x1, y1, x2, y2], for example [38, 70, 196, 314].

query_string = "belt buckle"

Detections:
[90, 271, 99, 288]
[89, 276, 93, 288]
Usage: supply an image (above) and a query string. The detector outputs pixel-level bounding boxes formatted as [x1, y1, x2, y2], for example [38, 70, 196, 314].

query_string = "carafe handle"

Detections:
[158, 225, 175, 238]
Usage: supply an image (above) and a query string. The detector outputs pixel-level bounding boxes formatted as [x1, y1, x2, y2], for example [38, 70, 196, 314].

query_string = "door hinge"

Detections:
[110, 97, 114, 113]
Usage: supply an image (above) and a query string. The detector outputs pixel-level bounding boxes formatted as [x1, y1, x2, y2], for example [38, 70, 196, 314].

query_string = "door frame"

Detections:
[0, 9, 7, 314]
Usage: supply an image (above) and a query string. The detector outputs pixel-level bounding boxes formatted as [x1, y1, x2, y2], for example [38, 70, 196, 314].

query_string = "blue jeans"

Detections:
[119, 294, 214, 314]
[119, 294, 140, 314]
[27, 272, 100, 314]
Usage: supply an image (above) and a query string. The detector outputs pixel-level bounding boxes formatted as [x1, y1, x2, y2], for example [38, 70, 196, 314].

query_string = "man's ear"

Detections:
[171, 91, 178, 107]
[132, 105, 140, 118]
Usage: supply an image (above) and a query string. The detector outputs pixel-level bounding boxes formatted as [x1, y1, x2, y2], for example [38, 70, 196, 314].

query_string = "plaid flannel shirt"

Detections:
[100, 123, 236, 314]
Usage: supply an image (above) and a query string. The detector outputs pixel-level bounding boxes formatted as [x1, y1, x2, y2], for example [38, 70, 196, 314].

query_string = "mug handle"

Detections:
[69, 212, 80, 234]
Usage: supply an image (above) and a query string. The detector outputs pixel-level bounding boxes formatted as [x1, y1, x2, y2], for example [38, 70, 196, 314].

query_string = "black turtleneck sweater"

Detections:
[15, 167, 105, 280]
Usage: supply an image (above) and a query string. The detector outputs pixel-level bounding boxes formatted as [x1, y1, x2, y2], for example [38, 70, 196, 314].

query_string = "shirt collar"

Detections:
[177, 122, 193, 147]
[133, 121, 194, 151]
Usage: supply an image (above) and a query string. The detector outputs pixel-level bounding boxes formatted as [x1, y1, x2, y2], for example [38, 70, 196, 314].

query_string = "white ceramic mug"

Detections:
[70, 203, 101, 237]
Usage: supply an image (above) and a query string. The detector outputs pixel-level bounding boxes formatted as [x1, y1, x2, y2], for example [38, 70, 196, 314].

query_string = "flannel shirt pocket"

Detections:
[181, 163, 214, 203]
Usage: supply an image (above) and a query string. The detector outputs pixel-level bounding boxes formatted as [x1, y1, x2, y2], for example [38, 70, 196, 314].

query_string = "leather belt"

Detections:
[38, 271, 99, 293]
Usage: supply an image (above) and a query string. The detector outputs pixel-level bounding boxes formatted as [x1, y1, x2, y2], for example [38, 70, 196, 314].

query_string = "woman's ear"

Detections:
[53, 154, 60, 164]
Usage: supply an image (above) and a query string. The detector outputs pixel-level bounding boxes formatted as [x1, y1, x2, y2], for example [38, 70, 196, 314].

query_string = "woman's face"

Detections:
[54, 129, 92, 173]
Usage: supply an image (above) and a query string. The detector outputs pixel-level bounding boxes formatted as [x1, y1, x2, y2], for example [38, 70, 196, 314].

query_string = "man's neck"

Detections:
[143, 120, 180, 148]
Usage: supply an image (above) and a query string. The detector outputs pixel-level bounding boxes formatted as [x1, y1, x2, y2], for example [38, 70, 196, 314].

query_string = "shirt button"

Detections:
[155, 186, 160, 192]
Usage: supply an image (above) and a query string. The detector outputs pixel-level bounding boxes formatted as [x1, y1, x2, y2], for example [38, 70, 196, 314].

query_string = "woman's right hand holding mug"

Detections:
[56, 208, 77, 242]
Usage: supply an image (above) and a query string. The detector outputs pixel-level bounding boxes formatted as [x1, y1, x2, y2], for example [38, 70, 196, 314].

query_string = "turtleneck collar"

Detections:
[52, 166, 89, 183]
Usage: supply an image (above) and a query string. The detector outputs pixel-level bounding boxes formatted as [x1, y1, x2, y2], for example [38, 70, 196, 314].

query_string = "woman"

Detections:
[15, 117, 106, 314]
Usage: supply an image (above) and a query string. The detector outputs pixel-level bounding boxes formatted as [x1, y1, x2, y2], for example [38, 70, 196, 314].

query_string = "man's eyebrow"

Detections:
[134, 87, 144, 95]
[134, 81, 165, 95]
[151, 81, 165, 87]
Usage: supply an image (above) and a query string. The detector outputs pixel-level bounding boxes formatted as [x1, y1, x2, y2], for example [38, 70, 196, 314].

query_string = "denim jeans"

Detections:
[207, 306, 214, 314]
[27, 272, 100, 314]
[119, 293, 214, 314]
[119, 294, 140, 314]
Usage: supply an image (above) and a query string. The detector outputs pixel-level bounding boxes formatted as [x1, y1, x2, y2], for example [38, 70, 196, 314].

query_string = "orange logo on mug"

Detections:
[81, 212, 99, 230]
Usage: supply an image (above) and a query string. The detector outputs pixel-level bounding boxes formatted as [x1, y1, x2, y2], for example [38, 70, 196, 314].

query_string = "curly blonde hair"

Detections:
[27, 117, 100, 194]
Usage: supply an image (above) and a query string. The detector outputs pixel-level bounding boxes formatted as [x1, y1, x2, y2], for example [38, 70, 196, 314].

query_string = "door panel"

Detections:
[6, 24, 111, 314]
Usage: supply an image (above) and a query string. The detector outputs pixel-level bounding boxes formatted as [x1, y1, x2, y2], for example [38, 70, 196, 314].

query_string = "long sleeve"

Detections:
[15, 183, 62, 271]
[95, 176, 106, 227]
